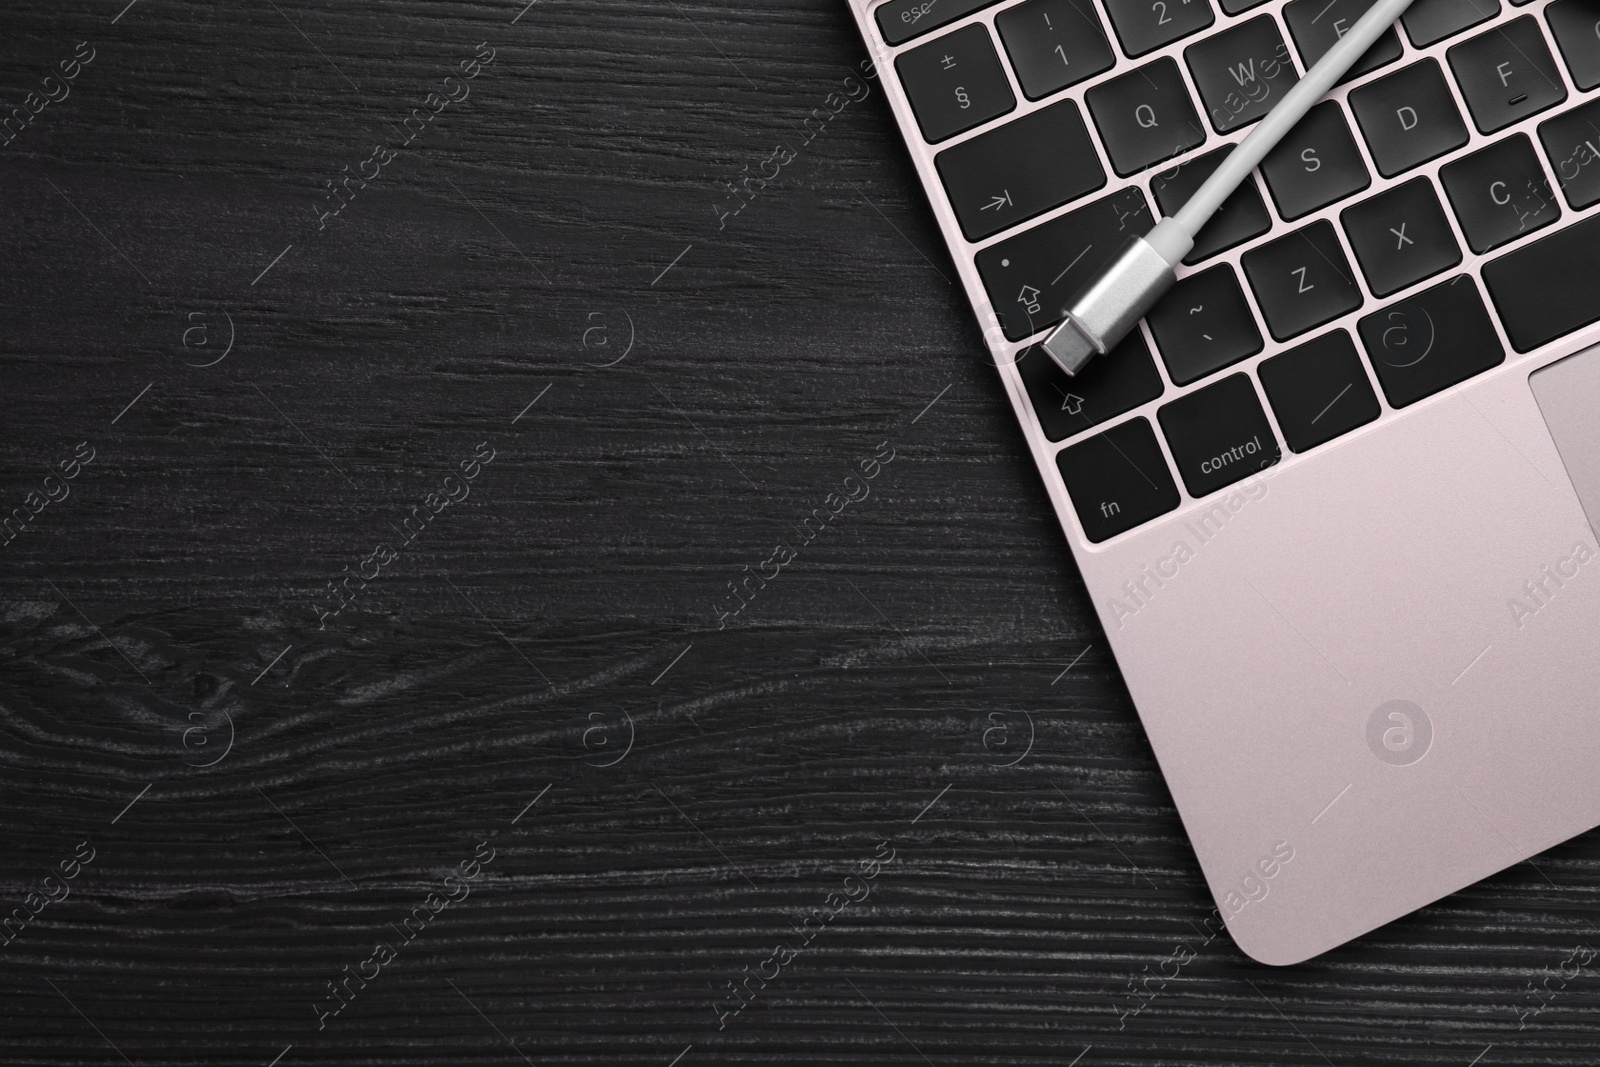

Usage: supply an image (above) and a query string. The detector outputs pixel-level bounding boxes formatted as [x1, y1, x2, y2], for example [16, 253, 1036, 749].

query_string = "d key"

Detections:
[1348, 59, 1469, 176]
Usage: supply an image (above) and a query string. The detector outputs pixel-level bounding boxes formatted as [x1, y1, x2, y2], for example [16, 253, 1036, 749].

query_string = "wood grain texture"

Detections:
[3, 0, 1600, 1063]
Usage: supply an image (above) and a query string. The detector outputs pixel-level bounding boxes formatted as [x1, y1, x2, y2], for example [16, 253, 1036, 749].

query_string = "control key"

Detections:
[1158, 374, 1281, 497]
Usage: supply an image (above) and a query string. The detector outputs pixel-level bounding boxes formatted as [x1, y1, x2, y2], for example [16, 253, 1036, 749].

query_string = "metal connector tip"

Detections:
[1038, 231, 1184, 377]
[1040, 315, 1100, 377]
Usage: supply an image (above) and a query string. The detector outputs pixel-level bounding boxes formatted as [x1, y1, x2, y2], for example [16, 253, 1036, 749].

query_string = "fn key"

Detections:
[1057, 418, 1180, 542]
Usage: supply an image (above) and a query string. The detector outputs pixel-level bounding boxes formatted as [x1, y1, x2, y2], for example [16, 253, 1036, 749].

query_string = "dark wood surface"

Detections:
[4, 1, 1600, 1063]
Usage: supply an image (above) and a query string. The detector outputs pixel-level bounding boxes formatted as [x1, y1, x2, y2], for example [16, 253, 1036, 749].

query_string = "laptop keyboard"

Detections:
[868, 0, 1600, 542]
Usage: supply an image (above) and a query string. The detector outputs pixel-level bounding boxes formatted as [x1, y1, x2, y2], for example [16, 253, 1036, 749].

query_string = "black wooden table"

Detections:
[3, 1, 1599, 1063]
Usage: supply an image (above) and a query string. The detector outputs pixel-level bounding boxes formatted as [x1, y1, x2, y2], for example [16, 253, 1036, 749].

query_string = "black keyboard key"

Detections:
[1221, 0, 1269, 11]
[1260, 101, 1371, 219]
[1015, 332, 1165, 441]
[1102, 0, 1216, 56]
[1057, 418, 1180, 541]
[1150, 147, 1271, 263]
[1357, 275, 1504, 405]
[1341, 178, 1461, 297]
[1158, 374, 1281, 497]
[1440, 134, 1561, 252]
[878, 0, 1000, 46]
[1242, 221, 1364, 341]
[996, 0, 1117, 99]
[1185, 17, 1299, 134]
[1402, 0, 1499, 47]
[1548, 0, 1600, 90]
[1145, 265, 1265, 384]
[1448, 18, 1567, 134]
[1258, 331, 1382, 452]
[936, 100, 1106, 240]
[1284, 0, 1403, 83]
[976, 187, 1154, 341]
[1482, 212, 1600, 350]
[1085, 59, 1207, 176]
[1538, 96, 1600, 209]
[896, 25, 1017, 143]
[1348, 60, 1469, 176]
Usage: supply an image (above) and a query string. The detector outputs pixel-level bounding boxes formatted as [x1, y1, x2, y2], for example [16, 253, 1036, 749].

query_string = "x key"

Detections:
[1341, 177, 1460, 297]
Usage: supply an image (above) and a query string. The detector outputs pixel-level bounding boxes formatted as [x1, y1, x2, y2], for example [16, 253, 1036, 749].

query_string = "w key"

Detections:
[1185, 17, 1299, 133]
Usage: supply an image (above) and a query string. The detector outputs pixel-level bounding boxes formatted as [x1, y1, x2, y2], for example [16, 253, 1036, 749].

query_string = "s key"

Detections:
[1259, 101, 1371, 219]
[896, 24, 1017, 143]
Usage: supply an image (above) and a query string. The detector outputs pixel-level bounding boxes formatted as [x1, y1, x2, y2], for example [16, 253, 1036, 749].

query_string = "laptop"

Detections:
[846, 0, 1600, 963]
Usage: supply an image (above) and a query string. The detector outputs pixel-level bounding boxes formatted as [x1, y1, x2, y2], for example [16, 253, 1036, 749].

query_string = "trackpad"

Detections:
[1531, 344, 1600, 539]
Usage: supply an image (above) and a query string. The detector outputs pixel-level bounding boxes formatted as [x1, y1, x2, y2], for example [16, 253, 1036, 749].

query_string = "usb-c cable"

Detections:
[1040, 0, 1418, 376]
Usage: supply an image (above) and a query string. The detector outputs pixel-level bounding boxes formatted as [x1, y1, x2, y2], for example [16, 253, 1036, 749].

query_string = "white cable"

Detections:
[1041, 0, 1419, 376]
[1175, 0, 1415, 232]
